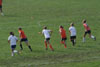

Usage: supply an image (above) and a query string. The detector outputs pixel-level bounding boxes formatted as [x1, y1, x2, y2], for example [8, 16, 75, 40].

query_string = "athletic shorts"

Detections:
[61, 37, 67, 41]
[20, 38, 28, 42]
[85, 30, 91, 35]
[70, 36, 76, 40]
[45, 38, 50, 42]
[0, 5, 2, 8]
[11, 45, 16, 49]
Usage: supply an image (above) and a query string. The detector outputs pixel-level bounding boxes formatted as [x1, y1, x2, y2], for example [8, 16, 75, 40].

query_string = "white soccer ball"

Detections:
[14, 50, 18, 53]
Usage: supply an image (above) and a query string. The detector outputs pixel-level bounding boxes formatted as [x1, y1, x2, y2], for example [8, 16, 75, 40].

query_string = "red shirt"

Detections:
[0, 0, 2, 5]
[83, 23, 90, 31]
[59, 28, 66, 38]
[19, 30, 27, 39]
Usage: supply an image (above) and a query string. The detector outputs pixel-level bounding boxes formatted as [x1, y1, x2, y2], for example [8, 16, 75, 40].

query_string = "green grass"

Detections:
[0, 0, 100, 67]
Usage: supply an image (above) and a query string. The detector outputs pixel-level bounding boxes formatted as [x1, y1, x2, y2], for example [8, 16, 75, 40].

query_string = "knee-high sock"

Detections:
[28, 45, 32, 51]
[49, 44, 54, 50]
[45, 41, 47, 48]
[71, 40, 75, 46]
[20, 44, 23, 50]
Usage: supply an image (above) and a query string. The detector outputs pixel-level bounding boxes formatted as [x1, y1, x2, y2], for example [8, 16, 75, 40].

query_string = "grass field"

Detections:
[0, 0, 100, 67]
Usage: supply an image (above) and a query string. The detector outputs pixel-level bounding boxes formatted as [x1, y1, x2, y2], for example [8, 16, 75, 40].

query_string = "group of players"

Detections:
[8, 19, 96, 56]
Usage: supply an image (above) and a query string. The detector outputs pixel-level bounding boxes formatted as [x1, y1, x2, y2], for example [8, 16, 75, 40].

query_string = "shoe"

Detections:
[94, 37, 96, 41]
[1, 13, 4, 16]
[46, 48, 48, 50]
[51, 49, 54, 51]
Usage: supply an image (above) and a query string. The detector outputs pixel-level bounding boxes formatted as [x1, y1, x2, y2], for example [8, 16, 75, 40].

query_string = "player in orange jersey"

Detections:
[82, 19, 96, 42]
[18, 27, 32, 51]
[59, 26, 67, 48]
[0, 0, 4, 16]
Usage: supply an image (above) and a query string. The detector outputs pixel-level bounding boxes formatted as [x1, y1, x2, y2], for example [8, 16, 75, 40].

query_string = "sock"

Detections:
[28, 46, 32, 51]
[63, 41, 67, 48]
[61, 41, 64, 44]
[83, 37, 85, 42]
[49, 44, 54, 50]
[20, 44, 23, 50]
[12, 52, 14, 56]
[45, 41, 47, 48]
[64, 44, 67, 48]
[72, 40, 75, 46]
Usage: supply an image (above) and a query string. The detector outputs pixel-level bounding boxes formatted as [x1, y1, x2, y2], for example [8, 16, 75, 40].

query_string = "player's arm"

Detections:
[8, 37, 10, 44]
[59, 29, 61, 34]
[69, 28, 71, 34]
[16, 37, 18, 42]
[19, 32, 21, 37]
[50, 30, 53, 36]
[8, 40, 10, 43]
[38, 31, 44, 36]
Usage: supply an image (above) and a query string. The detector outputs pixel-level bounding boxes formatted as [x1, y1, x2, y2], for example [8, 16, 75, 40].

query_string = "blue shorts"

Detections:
[11, 45, 16, 49]
[20, 38, 28, 42]
[0, 5, 2, 8]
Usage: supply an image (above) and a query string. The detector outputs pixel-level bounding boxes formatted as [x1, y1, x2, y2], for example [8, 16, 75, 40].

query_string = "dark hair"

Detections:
[10, 32, 14, 36]
[59, 25, 63, 28]
[19, 27, 22, 30]
[83, 19, 86, 23]
[71, 23, 74, 26]
[44, 26, 47, 29]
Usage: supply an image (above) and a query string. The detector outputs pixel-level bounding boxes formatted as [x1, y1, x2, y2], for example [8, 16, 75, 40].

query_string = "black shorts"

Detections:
[85, 30, 91, 35]
[11, 45, 16, 49]
[20, 38, 28, 42]
[0, 5, 2, 8]
[70, 36, 76, 40]
[45, 38, 50, 42]
[61, 37, 67, 41]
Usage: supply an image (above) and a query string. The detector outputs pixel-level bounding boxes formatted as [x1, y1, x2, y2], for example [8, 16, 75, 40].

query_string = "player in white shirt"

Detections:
[8, 32, 18, 56]
[69, 23, 76, 46]
[42, 26, 54, 51]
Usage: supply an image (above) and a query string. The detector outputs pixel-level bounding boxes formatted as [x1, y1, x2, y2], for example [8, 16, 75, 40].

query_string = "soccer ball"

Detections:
[14, 50, 18, 53]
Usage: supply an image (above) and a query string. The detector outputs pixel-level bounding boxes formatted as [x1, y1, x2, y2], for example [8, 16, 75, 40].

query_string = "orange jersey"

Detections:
[0, 0, 2, 5]
[59, 28, 66, 38]
[19, 30, 26, 39]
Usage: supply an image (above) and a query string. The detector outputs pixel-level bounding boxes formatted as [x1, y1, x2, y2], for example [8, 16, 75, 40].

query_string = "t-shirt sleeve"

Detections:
[42, 30, 44, 34]
[8, 36, 11, 40]
[69, 28, 71, 31]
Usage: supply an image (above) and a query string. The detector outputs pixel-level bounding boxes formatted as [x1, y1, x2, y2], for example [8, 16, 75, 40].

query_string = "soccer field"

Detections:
[0, 0, 100, 67]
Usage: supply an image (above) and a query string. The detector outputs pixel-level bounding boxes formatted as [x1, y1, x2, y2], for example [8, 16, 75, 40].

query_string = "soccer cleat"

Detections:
[45, 48, 48, 50]
[1, 13, 4, 16]
[30, 49, 32, 52]
[94, 37, 96, 41]
[51, 49, 54, 51]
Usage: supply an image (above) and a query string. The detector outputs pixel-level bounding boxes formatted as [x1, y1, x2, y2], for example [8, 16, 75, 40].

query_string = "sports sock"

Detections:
[64, 44, 67, 48]
[72, 40, 75, 46]
[28, 46, 32, 51]
[63, 41, 67, 48]
[83, 37, 85, 42]
[61, 41, 64, 44]
[11, 52, 14, 56]
[49, 44, 54, 50]
[20, 44, 23, 50]
[45, 41, 47, 48]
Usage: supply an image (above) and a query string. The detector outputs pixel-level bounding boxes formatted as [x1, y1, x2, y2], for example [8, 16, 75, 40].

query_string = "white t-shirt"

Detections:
[42, 29, 51, 38]
[69, 26, 76, 36]
[8, 35, 18, 46]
